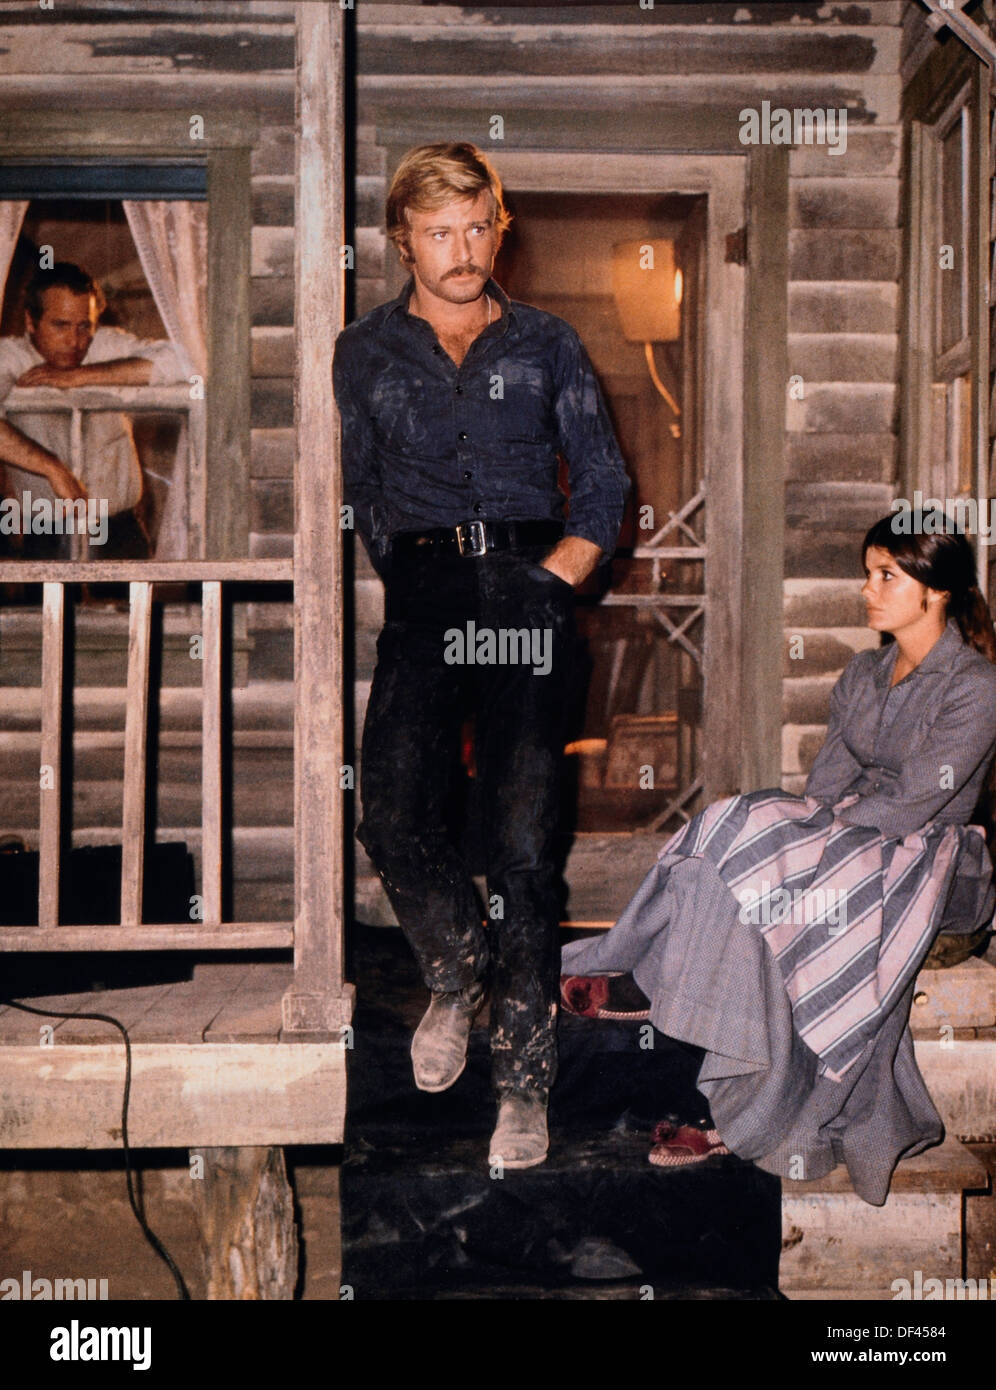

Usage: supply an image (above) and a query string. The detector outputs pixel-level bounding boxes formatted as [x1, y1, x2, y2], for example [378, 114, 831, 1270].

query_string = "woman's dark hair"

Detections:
[862, 510, 996, 664]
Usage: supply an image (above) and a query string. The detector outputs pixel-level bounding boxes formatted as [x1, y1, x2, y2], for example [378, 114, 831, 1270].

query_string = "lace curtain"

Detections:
[0, 201, 29, 304]
[123, 200, 208, 558]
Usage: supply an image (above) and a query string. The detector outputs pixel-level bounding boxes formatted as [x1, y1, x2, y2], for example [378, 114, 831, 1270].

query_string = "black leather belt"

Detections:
[391, 519, 563, 560]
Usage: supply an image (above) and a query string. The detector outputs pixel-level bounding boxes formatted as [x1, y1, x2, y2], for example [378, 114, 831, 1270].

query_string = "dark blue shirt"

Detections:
[332, 276, 630, 576]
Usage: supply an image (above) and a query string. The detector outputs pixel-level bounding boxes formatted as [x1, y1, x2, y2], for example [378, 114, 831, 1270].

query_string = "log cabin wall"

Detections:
[0, 1, 300, 922]
[0, 1, 989, 920]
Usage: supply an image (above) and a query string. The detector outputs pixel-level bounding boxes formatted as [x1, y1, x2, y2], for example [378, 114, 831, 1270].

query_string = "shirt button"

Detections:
[455, 386, 464, 395]
[458, 431, 468, 441]
[463, 470, 472, 481]
[432, 345, 442, 355]
[473, 502, 483, 514]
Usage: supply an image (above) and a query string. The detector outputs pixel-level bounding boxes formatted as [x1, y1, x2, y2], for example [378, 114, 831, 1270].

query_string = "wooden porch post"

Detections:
[282, 0, 353, 1036]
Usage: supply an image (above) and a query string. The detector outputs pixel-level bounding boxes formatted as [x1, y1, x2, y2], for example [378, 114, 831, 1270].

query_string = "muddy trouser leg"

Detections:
[474, 552, 575, 1098]
[357, 563, 488, 993]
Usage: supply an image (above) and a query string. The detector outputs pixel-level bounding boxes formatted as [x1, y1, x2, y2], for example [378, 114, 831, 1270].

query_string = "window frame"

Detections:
[0, 110, 257, 562]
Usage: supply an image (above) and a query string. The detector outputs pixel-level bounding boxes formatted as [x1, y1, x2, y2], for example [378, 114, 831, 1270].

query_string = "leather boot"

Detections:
[411, 978, 486, 1092]
[488, 1089, 549, 1170]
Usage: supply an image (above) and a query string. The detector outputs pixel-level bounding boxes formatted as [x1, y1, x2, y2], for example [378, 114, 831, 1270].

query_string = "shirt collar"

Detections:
[872, 618, 965, 689]
[383, 276, 515, 332]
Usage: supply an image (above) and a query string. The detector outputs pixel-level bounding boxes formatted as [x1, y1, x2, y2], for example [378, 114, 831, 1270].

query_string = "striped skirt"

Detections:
[561, 789, 994, 1203]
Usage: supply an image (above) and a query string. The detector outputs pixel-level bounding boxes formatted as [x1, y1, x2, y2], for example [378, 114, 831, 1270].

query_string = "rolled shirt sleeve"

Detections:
[90, 327, 187, 385]
[333, 338, 391, 578]
[552, 327, 630, 559]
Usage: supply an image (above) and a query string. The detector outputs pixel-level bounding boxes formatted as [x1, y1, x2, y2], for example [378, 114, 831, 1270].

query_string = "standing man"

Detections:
[333, 142, 629, 1168]
[0, 262, 185, 558]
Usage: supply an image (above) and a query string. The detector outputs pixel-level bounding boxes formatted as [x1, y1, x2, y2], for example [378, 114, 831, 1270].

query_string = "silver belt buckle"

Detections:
[456, 520, 488, 556]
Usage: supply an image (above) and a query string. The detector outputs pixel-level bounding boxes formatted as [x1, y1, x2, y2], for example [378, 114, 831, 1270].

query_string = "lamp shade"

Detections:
[611, 239, 682, 343]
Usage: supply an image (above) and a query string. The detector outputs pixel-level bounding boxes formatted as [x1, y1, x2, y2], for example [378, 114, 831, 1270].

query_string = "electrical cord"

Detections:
[0, 996, 191, 1301]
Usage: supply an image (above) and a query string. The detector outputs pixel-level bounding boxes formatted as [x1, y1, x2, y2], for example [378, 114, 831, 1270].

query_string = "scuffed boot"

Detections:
[488, 1089, 549, 1170]
[411, 979, 486, 1092]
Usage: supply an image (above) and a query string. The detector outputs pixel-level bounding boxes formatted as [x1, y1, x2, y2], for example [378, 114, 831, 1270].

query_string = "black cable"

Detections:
[0, 996, 190, 1301]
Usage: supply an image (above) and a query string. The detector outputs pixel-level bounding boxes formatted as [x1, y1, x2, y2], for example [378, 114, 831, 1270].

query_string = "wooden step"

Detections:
[780, 1136, 990, 1299]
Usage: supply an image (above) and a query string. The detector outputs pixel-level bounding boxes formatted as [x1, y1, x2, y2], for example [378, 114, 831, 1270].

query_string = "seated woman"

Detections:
[561, 513, 996, 1206]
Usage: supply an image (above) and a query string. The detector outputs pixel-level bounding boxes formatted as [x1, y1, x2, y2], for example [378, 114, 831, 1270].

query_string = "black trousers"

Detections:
[357, 542, 575, 1097]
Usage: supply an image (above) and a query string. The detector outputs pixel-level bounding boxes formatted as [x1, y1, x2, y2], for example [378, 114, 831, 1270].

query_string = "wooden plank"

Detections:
[251, 427, 295, 478]
[207, 145, 253, 561]
[0, 923, 293, 951]
[787, 331, 897, 382]
[788, 228, 901, 281]
[54, 981, 179, 1045]
[786, 1134, 989, 1197]
[791, 177, 900, 229]
[205, 962, 292, 1043]
[0, 990, 96, 1045]
[202, 581, 223, 925]
[789, 281, 898, 333]
[0, 1043, 346, 1148]
[0, 560, 292, 582]
[353, 24, 902, 79]
[786, 382, 897, 433]
[970, 60, 991, 599]
[38, 583, 64, 930]
[781, 1193, 962, 1291]
[286, 0, 348, 1035]
[742, 145, 788, 791]
[120, 582, 152, 928]
[0, 108, 260, 153]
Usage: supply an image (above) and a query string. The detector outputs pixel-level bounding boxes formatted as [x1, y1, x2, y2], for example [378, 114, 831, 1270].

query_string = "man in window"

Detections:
[0, 261, 185, 559]
[333, 143, 630, 1169]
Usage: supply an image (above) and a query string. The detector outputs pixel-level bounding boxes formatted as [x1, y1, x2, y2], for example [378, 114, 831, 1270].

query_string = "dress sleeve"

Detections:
[332, 339, 390, 578]
[805, 662, 864, 805]
[552, 328, 630, 561]
[836, 666, 996, 838]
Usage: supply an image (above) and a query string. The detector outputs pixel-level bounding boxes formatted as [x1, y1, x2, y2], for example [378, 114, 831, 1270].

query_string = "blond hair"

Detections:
[386, 142, 512, 264]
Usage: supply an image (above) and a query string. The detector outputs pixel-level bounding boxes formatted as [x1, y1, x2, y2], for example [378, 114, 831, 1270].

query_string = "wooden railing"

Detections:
[0, 559, 292, 952]
[3, 385, 206, 559]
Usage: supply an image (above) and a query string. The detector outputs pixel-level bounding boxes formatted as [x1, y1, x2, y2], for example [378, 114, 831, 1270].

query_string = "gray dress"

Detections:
[561, 622, 996, 1205]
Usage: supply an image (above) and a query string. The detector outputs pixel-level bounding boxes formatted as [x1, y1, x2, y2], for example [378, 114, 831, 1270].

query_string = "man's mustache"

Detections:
[446, 265, 484, 277]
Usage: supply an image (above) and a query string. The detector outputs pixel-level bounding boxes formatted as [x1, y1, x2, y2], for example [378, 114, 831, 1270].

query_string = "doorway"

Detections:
[495, 191, 707, 832]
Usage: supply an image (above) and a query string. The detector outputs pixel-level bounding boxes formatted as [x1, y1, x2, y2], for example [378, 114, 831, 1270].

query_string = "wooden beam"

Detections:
[0, 923, 293, 951]
[201, 581, 224, 924]
[284, 1, 350, 1036]
[38, 583, 65, 930]
[120, 582, 152, 928]
[0, 1043, 346, 1149]
[207, 145, 253, 561]
[970, 59, 991, 598]
[0, 560, 291, 582]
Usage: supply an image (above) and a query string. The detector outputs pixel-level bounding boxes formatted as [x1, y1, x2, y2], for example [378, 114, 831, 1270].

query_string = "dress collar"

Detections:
[872, 618, 965, 689]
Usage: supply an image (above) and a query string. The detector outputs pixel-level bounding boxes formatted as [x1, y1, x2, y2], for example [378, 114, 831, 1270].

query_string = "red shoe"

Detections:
[648, 1120, 730, 1168]
[560, 972, 651, 1020]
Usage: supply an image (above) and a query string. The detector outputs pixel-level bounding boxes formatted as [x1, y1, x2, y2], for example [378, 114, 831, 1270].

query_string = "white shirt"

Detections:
[0, 327, 184, 516]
